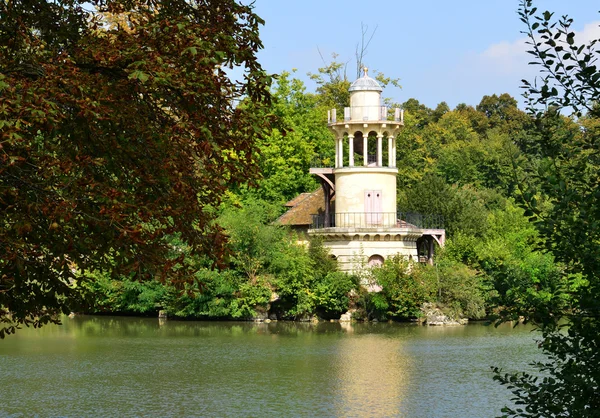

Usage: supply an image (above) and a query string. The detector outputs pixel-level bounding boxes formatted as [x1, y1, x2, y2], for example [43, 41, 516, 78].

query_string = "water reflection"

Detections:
[0, 316, 541, 417]
[334, 333, 411, 416]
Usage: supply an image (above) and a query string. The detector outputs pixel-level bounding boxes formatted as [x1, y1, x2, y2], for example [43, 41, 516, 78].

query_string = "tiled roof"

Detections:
[278, 188, 332, 226]
[284, 193, 312, 208]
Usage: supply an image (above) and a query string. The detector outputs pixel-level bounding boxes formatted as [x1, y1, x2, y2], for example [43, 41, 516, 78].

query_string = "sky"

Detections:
[249, 1, 600, 110]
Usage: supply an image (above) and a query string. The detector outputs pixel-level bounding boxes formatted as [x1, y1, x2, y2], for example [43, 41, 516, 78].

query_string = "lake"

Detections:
[0, 316, 542, 417]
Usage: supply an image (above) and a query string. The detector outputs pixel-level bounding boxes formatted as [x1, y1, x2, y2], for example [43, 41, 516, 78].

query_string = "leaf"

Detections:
[128, 70, 149, 82]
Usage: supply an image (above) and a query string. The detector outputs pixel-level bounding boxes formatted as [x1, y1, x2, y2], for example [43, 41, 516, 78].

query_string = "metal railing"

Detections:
[397, 212, 445, 229]
[328, 107, 404, 124]
[310, 154, 380, 168]
[310, 212, 444, 230]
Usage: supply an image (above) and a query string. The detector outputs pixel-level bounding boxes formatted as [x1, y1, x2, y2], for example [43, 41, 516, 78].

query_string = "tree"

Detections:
[243, 71, 332, 204]
[476, 93, 532, 134]
[494, 2, 600, 416]
[0, 0, 273, 337]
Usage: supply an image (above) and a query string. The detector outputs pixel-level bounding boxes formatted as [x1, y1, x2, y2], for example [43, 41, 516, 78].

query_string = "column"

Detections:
[377, 134, 383, 167]
[335, 136, 339, 168]
[339, 137, 344, 167]
[348, 135, 354, 167]
[392, 137, 397, 168]
[428, 238, 434, 265]
[324, 182, 331, 227]
[387, 136, 393, 167]
[363, 135, 368, 166]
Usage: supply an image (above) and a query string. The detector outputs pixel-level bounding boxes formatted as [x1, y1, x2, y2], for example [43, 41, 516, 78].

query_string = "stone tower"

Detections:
[309, 68, 444, 272]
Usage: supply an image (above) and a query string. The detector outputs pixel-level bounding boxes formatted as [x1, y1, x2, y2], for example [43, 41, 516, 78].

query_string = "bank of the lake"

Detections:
[0, 316, 542, 417]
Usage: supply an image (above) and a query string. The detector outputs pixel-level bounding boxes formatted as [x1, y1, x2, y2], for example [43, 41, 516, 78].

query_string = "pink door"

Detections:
[364, 190, 382, 226]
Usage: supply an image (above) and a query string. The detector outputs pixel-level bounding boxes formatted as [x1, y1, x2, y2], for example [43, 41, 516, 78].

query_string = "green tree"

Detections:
[0, 0, 272, 336]
[476, 93, 532, 134]
[494, 2, 600, 416]
[243, 72, 333, 204]
[398, 173, 489, 238]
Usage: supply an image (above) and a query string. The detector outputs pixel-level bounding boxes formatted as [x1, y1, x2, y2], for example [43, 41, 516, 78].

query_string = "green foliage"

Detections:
[433, 258, 487, 319]
[476, 93, 533, 134]
[493, 2, 600, 416]
[358, 254, 486, 321]
[312, 272, 357, 318]
[441, 199, 571, 321]
[308, 55, 351, 111]
[219, 198, 285, 281]
[244, 71, 334, 203]
[166, 270, 271, 319]
[365, 256, 436, 319]
[399, 174, 489, 237]
[83, 199, 358, 321]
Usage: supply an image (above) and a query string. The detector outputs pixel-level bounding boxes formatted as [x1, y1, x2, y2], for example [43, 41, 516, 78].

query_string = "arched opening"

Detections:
[416, 236, 434, 264]
[367, 131, 378, 166]
[353, 131, 364, 165]
[368, 254, 384, 267]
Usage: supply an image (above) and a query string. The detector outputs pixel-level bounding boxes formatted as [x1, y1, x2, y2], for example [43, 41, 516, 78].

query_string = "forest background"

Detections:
[80, 64, 573, 324]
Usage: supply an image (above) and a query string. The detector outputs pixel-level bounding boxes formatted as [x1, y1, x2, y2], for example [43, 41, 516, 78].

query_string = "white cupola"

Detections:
[348, 67, 383, 122]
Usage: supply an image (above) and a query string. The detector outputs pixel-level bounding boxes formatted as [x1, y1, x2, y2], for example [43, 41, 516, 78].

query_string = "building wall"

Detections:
[350, 90, 380, 121]
[334, 168, 398, 215]
[324, 238, 419, 273]
[309, 227, 423, 273]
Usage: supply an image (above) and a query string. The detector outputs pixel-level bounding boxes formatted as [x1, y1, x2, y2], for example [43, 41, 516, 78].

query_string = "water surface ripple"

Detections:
[0, 316, 541, 417]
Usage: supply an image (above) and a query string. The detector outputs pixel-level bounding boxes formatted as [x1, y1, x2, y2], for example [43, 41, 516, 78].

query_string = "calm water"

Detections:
[0, 316, 543, 417]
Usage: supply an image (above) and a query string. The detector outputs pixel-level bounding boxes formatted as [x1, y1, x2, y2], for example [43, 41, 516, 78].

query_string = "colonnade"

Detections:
[334, 133, 396, 168]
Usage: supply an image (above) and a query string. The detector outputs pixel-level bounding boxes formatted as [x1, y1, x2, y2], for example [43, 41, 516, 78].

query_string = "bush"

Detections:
[432, 260, 487, 319]
[365, 255, 436, 320]
[313, 272, 358, 319]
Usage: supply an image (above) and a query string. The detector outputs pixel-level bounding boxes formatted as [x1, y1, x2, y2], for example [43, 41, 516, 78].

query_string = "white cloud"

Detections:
[477, 20, 600, 77]
[434, 20, 600, 108]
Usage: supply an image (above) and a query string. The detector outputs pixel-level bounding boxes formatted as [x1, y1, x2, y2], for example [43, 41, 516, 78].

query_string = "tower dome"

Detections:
[349, 68, 382, 92]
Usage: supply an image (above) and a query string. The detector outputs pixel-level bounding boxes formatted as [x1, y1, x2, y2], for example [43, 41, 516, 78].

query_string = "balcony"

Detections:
[310, 154, 379, 169]
[328, 106, 404, 124]
[310, 212, 445, 230]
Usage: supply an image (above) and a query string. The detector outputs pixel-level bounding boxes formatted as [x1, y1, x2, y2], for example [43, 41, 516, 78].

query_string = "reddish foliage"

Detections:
[0, 0, 273, 335]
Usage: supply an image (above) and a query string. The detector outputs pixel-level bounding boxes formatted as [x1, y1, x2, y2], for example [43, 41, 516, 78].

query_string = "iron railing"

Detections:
[328, 107, 404, 124]
[398, 212, 445, 229]
[310, 212, 444, 230]
[310, 153, 380, 168]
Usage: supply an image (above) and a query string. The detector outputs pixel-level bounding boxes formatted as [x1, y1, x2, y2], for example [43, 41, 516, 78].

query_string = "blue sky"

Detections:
[250, 1, 600, 109]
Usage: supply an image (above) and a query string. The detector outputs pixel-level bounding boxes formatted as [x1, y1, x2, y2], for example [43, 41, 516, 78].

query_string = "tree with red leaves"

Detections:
[0, 0, 273, 336]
